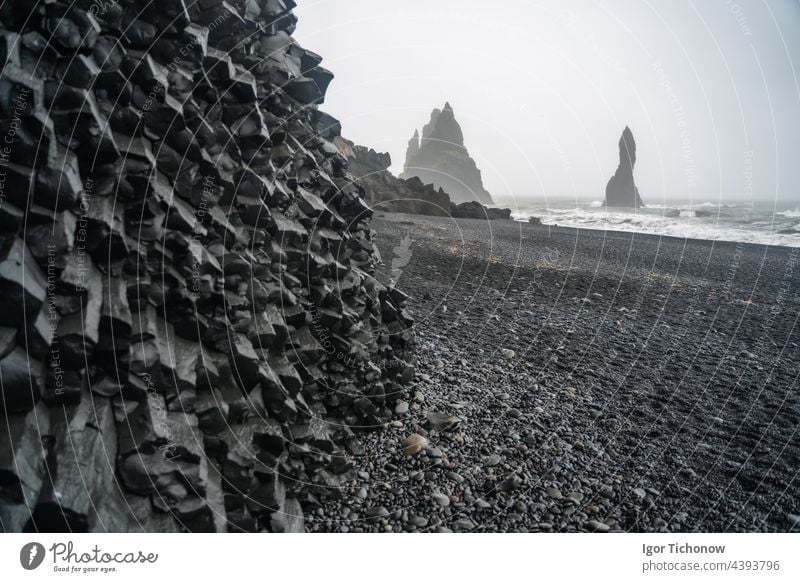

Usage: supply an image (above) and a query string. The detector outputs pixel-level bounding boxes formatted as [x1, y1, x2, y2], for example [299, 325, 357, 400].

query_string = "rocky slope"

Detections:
[401, 103, 494, 205]
[605, 126, 644, 208]
[335, 138, 451, 216]
[0, 0, 413, 532]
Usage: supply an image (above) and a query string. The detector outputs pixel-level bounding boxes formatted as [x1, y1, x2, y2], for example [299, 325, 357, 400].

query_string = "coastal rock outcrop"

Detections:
[401, 103, 494, 205]
[449, 202, 511, 220]
[335, 138, 451, 216]
[605, 126, 644, 208]
[0, 0, 413, 532]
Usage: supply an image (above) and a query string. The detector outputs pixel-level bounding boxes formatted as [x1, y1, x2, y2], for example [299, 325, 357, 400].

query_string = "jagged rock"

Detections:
[0, 346, 45, 413]
[605, 126, 644, 208]
[26, 393, 116, 533]
[0, 403, 49, 532]
[0, 237, 47, 327]
[337, 137, 451, 216]
[0, 0, 414, 533]
[401, 102, 493, 204]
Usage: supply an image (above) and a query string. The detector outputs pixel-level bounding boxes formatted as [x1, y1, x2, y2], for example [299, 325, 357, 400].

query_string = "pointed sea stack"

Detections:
[605, 126, 644, 208]
[401, 103, 493, 204]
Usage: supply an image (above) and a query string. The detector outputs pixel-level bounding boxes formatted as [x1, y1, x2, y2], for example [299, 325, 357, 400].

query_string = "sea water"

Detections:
[494, 198, 800, 248]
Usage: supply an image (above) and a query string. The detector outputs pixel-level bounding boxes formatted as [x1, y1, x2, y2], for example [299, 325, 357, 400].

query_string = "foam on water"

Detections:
[507, 201, 800, 248]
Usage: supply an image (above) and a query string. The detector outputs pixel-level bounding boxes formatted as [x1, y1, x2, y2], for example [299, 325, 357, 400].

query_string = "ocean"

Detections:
[493, 198, 800, 248]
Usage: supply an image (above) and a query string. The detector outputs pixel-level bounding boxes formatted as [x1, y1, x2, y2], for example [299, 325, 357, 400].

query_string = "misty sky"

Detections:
[293, 0, 800, 205]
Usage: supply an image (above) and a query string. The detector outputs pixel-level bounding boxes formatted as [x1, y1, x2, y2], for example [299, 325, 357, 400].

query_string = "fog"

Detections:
[293, 0, 800, 205]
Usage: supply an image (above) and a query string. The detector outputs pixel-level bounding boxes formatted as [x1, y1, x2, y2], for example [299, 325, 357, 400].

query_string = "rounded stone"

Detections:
[401, 433, 429, 456]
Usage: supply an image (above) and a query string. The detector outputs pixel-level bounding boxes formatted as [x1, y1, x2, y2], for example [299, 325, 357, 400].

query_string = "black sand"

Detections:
[313, 213, 800, 532]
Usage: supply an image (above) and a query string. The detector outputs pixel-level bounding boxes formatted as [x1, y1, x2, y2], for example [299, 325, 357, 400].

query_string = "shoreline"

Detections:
[498, 214, 800, 251]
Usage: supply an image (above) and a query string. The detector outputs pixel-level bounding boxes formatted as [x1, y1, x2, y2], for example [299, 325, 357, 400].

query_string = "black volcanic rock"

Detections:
[0, 0, 414, 533]
[450, 201, 511, 220]
[337, 138, 451, 216]
[605, 126, 644, 208]
[401, 103, 493, 205]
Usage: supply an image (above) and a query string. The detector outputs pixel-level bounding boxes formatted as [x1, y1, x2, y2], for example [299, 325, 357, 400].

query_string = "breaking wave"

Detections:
[510, 202, 800, 247]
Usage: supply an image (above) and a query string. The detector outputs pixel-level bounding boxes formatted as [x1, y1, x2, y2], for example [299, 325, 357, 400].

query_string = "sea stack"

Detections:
[605, 126, 644, 208]
[401, 103, 494, 205]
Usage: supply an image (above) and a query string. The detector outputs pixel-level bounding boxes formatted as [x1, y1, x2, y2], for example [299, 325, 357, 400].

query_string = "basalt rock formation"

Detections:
[449, 201, 511, 220]
[605, 126, 644, 208]
[335, 138, 451, 216]
[401, 103, 493, 205]
[0, 0, 413, 533]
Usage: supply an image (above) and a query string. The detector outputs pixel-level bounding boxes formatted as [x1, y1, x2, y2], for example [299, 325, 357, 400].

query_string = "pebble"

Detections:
[546, 487, 563, 500]
[566, 491, 584, 504]
[365, 506, 389, 519]
[432, 493, 451, 507]
[447, 472, 465, 483]
[632, 488, 647, 501]
[500, 474, 523, 492]
[401, 433, 429, 456]
[394, 401, 409, 414]
[586, 520, 610, 532]
[408, 515, 428, 527]
[483, 454, 502, 467]
[501, 349, 515, 359]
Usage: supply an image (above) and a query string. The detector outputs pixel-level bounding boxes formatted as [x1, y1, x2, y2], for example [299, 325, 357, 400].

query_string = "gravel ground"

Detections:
[307, 213, 800, 533]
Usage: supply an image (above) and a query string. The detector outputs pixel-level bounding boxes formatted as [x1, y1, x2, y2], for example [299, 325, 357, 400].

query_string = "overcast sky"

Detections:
[293, 0, 800, 204]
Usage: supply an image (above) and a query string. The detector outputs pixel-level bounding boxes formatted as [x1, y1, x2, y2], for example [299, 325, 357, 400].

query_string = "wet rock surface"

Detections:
[0, 0, 413, 532]
[309, 213, 800, 533]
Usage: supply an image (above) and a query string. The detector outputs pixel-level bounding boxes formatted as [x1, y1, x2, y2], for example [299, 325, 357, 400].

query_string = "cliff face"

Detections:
[401, 103, 494, 205]
[337, 138, 451, 217]
[0, 0, 413, 532]
[605, 126, 644, 208]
